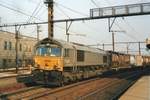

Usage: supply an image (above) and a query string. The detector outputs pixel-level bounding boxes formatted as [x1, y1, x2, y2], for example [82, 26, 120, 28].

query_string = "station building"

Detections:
[0, 30, 37, 69]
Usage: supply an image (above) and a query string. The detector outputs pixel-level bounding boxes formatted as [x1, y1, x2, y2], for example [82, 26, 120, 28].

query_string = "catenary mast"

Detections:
[44, 0, 54, 39]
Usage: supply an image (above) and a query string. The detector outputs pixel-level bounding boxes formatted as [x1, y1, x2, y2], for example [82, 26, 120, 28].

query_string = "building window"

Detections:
[3, 59, 7, 67]
[8, 59, 11, 62]
[64, 49, 69, 57]
[9, 42, 12, 50]
[77, 50, 84, 62]
[20, 44, 22, 51]
[4, 41, 7, 50]
[29, 46, 31, 52]
[25, 45, 28, 52]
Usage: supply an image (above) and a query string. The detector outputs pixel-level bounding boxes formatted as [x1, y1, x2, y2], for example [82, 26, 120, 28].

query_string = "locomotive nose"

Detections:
[34, 56, 63, 71]
[45, 63, 49, 66]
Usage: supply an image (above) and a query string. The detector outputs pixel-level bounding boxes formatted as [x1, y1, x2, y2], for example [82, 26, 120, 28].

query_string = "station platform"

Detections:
[119, 74, 150, 100]
[0, 72, 17, 78]
[0, 68, 31, 78]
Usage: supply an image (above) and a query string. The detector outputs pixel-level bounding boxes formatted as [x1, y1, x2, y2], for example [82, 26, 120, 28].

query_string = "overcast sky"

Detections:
[0, 0, 150, 54]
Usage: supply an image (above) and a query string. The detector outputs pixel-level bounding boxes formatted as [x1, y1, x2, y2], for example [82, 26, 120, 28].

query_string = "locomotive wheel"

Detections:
[59, 76, 64, 87]
[59, 80, 64, 87]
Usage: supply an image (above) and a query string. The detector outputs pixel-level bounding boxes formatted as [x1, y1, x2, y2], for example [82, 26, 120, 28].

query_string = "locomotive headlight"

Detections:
[34, 63, 40, 68]
[53, 65, 60, 70]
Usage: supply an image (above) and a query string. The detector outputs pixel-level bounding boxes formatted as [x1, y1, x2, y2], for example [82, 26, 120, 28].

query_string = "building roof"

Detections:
[0, 30, 37, 41]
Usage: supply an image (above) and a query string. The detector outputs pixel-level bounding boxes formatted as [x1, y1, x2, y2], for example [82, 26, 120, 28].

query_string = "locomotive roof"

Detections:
[58, 39, 107, 54]
[36, 38, 107, 54]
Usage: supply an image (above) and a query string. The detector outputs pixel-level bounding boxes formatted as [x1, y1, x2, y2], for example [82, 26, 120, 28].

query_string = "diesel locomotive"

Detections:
[17, 38, 150, 86]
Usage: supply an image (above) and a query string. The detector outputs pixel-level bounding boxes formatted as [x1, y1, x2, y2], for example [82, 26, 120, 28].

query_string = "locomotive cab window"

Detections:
[36, 46, 61, 57]
[77, 50, 84, 62]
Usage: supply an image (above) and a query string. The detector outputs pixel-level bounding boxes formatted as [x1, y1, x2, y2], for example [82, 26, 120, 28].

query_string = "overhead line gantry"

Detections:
[0, 2, 150, 27]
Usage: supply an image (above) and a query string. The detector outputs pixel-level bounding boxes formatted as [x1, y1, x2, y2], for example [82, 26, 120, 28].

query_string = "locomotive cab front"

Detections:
[32, 39, 64, 85]
[34, 44, 63, 71]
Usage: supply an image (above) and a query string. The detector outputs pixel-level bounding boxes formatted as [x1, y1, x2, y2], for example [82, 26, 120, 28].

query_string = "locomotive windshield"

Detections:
[36, 46, 61, 57]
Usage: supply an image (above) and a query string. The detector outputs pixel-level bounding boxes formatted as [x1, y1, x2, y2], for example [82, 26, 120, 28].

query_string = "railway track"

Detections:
[0, 67, 29, 73]
[37, 69, 144, 100]
[0, 74, 17, 79]
[0, 72, 32, 93]
[0, 86, 47, 100]
[0, 71, 117, 99]
[0, 68, 146, 100]
[0, 83, 26, 93]
[0, 75, 26, 93]
[0, 77, 101, 100]
[78, 70, 143, 100]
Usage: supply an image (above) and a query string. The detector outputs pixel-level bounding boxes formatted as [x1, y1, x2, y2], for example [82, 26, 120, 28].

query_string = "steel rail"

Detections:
[0, 86, 43, 99]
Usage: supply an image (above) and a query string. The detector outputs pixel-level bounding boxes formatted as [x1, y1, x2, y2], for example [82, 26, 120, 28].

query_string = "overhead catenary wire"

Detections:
[55, 1, 108, 43]
[32, 5, 45, 21]
[113, 19, 139, 41]
[0, 0, 31, 14]
[0, 1, 70, 33]
[55, 2, 88, 17]
[55, 3, 89, 41]
[0, 3, 42, 21]
[27, 0, 43, 23]
[0, 1, 82, 39]
[0, 0, 46, 34]
[55, 2, 87, 36]
[20, 0, 43, 32]
[55, 4, 70, 19]
[55, 1, 108, 42]
[91, 0, 99, 7]
[122, 19, 141, 40]
[0, 0, 46, 23]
